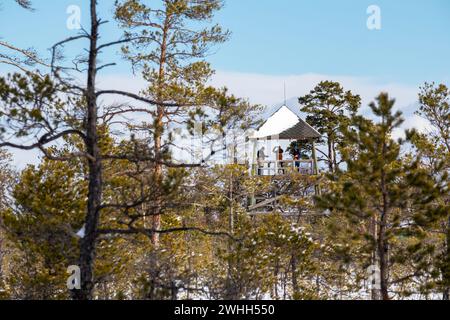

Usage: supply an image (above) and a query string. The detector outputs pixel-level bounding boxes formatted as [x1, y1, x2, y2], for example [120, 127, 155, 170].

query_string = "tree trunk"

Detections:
[327, 138, 334, 173]
[370, 216, 381, 300]
[170, 281, 178, 300]
[378, 140, 390, 301]
[332, 142, 338, 171]
[291, 254, 299, 299]
[72, 0, 102, 300]
[146, 18, 170, 299]
[151, 110, 163, 246]
[146, 252, 158, 300]
[0, 237, 4, 288]
[151, 16, 169, 247]
[273, 259, 280, 299]
[224, 173, 236, 300]
[444, 215, 450, 300]
[377, 214, 389, 300]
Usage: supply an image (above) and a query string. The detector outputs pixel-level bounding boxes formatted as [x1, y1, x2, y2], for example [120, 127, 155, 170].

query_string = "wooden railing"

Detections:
[253, 159, 315, 176]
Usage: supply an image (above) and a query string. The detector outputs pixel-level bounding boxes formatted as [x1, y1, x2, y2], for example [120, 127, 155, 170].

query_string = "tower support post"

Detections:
[312, 140, 321, 196]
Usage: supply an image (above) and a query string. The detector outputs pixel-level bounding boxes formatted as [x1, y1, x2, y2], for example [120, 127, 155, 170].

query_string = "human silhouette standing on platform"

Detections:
[257, 147, 268, 175]
[273, 146, 285, 174]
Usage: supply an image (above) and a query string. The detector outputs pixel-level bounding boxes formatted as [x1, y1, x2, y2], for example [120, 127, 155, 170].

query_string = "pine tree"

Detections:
[409, 82, 450, 299]
[316, 93, 436, 300]
[299, 81, 361, 173]
[0, 150, 15, 299]
[114, 0, 260, 246]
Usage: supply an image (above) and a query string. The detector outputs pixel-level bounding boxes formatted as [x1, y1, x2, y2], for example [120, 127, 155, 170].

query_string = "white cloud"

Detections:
[210, 70, 420, 112]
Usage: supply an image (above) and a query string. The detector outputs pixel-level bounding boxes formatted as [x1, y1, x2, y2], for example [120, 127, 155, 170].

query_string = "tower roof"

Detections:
[250, 106, 321, 140]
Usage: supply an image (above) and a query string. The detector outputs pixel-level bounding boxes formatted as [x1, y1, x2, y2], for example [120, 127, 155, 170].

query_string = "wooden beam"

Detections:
[248, 196, 282, 211]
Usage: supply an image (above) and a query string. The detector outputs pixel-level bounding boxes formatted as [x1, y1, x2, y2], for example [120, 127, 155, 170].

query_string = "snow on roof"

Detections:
[250, 106, 321, 140]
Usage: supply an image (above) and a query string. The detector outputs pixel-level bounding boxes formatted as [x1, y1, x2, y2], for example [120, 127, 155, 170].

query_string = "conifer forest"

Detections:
[0, 0, 448, 301]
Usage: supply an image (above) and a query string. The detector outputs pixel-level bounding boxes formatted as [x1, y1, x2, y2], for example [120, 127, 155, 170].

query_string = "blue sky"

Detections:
[213, 0, 450, 84]
[1, 0, 449, 84]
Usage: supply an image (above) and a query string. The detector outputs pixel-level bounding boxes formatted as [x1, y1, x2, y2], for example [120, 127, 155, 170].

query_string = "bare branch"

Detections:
[50, 35, 90, 72]
[96, 63, 116, 72]
[97, 36, 154, 51]
[0, 129, 87, 151]
[96, 90, 183, 107]
[0, 40, 49, 67]
[97, 227, 238, 241]
[101, 153, 202, 168]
